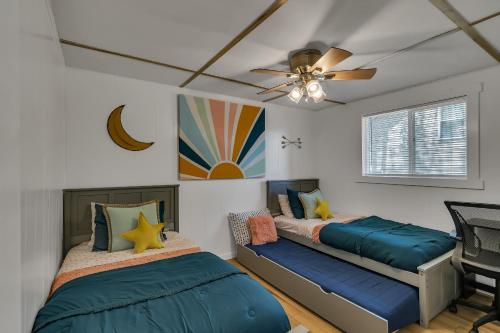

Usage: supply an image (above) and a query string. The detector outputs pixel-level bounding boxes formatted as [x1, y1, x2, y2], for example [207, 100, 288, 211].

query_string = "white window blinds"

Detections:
[363, 97, 467, 178]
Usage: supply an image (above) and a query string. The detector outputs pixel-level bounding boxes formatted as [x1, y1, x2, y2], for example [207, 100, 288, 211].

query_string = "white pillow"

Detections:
[278, 194, 294, 218]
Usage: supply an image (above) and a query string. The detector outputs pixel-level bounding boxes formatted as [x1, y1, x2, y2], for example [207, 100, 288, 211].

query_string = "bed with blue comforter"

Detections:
[33, 252, 290, 333]
[319, 215, 456, 272]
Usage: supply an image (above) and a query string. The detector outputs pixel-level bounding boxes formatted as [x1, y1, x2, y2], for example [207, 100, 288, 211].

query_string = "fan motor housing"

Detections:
[289, 49, 322, 73]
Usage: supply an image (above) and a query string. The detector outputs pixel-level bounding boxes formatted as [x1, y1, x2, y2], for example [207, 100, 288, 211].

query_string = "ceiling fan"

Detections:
[250, 47, 377, 103]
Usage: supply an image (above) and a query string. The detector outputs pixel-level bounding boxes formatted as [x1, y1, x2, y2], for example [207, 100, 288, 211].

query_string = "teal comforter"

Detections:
[33, 252, 290, 333]
[319, 216, 455, 272]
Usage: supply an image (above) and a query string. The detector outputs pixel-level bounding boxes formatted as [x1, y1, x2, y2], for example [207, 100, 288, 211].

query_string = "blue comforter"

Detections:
[33, 252, 290, 333]
[319, 216, 455, 272]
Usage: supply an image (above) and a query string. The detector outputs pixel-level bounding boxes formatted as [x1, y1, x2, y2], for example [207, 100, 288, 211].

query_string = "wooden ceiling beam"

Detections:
[430, 0, 500, 62]
[179, 0, 288, 88]
[60, 39, 274, 90]
[357, 11, 500, 69]
[325, 99, 346, 105]
[263, 92, 288, 103]
[61, 39, 195, 73]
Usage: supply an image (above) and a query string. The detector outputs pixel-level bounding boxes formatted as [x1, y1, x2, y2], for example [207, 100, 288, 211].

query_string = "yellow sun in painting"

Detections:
[209, 162, 244, 179]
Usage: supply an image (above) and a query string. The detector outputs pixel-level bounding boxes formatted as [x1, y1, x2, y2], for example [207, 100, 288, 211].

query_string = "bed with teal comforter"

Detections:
[33, 252, 290, 333]
[319, 216, 455, 272]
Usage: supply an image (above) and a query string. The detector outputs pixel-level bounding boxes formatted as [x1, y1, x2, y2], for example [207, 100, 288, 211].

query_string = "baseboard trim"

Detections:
[218, 251, 236, 260]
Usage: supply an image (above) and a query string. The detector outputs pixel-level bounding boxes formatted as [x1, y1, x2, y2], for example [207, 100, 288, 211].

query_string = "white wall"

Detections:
[0, 0, 65, 332]
[0, 0, 22, 331]
[19, 0, 66, 331]
[316, 65, 500, 233]
[65, 67, 317, 258]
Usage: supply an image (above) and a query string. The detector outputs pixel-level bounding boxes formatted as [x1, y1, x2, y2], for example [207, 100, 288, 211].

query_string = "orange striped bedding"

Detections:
[274, 214, 364, 243]
[51, 231, 200, 294]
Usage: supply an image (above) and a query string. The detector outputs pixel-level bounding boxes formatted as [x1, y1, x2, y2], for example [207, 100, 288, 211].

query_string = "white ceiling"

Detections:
[51, 0, 500, 110]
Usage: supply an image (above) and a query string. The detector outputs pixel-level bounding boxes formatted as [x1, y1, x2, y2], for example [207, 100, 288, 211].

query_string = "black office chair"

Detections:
[445, 201, 500, 333]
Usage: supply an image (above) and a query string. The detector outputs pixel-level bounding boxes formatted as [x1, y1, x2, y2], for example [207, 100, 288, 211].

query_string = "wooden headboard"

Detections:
[266, 179, 319, 216]
[63, 185, 179, 256]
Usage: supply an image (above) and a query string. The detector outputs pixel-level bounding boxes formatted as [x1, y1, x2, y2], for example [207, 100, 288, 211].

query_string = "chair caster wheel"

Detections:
[448, 304, 458, 313]
[469, 328, 478, 333]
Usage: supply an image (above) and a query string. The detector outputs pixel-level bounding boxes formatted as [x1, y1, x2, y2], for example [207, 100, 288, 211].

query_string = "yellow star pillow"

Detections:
[121, 212, 165, 254]
[315, 199, 334, 221]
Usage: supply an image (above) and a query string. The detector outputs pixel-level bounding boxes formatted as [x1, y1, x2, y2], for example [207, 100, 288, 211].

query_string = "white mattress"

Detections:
[274, 213, 363, 239]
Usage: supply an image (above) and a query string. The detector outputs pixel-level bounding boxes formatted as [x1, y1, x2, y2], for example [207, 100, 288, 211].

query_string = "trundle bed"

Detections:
[236, 179, 460, 332]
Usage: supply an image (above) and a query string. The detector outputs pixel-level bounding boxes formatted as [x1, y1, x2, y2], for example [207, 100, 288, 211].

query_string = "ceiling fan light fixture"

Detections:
[311, 90, 326, 103]
[306, 79, 326, 103]
[288, 86, 304, 103]
[306, 80, 321, 95]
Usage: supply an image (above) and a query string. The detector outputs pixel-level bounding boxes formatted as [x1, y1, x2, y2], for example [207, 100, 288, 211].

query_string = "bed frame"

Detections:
[63, 185, 179, 256]
[237, 179, 460, 330]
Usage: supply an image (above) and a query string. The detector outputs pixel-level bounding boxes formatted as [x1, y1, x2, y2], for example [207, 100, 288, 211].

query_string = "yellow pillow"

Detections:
[315, 199, 334, 221]
[121, 212, 165, 253]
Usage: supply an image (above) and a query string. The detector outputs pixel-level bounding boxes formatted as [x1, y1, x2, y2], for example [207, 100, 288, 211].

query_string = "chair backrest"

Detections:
[445, 201, 500, 268]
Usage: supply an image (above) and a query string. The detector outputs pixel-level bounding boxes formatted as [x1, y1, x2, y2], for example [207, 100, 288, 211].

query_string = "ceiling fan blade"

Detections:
[325, 99, 346, 105]
[257, 81, 295, 95]
[251, 68, 296, 77]
[311, 47, 352, 73]
[324, 68, 377, 80]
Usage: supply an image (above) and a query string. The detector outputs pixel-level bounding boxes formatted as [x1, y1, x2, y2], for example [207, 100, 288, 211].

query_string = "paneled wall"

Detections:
[19, 0, 66, 331]
[0, 0, 22, 331]
[0, 0, 66, 331]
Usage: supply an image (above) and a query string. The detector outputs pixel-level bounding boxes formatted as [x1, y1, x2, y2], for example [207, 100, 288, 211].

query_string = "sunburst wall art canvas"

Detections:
[178, 95, 265, 180]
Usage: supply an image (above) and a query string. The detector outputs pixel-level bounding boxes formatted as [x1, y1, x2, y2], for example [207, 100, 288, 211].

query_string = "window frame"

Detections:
[358, 84, 483, 190]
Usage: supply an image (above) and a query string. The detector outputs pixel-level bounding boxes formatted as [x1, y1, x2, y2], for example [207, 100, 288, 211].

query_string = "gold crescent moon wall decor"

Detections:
[107, 105, 154, 151]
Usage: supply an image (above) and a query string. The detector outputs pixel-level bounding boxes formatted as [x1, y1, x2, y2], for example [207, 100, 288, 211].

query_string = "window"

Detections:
[363, 97, 467, 178]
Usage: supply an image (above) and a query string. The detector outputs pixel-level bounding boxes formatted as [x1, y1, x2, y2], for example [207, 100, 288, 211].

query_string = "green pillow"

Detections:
[104, 201, 161, 252]
[299, 189, 325, 219]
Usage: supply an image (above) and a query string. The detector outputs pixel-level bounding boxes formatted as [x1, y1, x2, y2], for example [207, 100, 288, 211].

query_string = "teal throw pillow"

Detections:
[287, 188, 305, 219]
[299, 189, 325, 219]
[104, 201, 161, 252]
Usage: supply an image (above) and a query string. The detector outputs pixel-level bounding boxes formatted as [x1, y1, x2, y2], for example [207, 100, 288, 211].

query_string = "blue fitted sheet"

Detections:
[34, 252, 290, 333]
[319, 216, 456, 272]
[247, 238, 419, 332]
